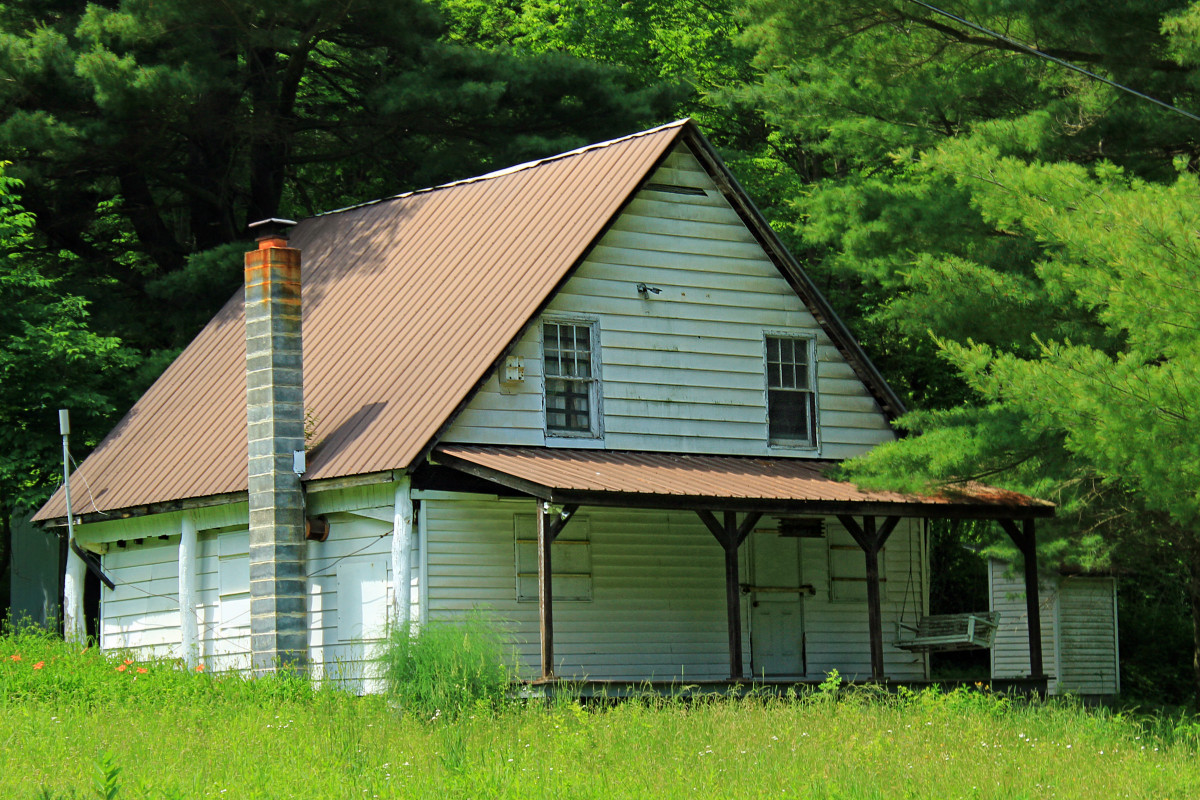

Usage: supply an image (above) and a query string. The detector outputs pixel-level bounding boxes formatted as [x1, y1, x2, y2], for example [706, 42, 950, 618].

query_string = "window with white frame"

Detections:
[765, 334, 816, 446]
[514, 515, 592, 602]
[543, 319, 600, 437]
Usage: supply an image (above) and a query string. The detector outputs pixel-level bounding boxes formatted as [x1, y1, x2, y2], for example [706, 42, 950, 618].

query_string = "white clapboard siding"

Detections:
[92, 493, 417, 686]
[100, 536, 181, 658]
[989, 560, 1061, 695]
[992, 559, 1119, 697]
[197, 528, 250, 672]
[306, 510, 398, 693]
[797, 518, 927, 681]
[442, 143, 894, 458]
[425, 497, 927, 682]
[1056, 578, 1119, 696]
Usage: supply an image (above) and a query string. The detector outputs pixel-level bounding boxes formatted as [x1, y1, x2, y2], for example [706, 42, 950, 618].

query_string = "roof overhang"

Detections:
[432, 445, 1055, 521]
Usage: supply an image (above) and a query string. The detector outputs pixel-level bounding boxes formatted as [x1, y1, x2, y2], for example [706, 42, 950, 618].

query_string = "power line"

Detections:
[905, 0, 1200, 124]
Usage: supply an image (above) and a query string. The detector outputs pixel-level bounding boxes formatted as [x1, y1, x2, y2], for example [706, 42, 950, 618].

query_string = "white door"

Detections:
[749, 532, 805, 678]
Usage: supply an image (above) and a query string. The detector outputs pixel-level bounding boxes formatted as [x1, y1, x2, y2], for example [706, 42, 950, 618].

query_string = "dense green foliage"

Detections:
[0, 0, 677, 620]
[726, 0, 1200, 700]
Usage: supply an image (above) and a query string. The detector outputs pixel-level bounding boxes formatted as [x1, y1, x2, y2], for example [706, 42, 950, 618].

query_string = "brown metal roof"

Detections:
[36, 122, 689, 521]
[36, 119, 927, 524]
[433, 445, 1055, 520]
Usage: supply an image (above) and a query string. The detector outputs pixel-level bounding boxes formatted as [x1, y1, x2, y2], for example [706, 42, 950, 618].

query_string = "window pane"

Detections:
[768, 389, 812, 442]
[546, 377, 591, 433]
[545, 321, 597, 435]
[766, 335, 814, 444]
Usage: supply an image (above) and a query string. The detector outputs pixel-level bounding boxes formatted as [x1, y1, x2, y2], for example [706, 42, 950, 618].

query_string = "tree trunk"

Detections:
[1190, 541, 1200, 705]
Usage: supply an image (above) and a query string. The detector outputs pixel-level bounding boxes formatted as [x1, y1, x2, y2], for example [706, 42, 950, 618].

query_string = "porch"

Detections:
[430, 445, 1055, 686]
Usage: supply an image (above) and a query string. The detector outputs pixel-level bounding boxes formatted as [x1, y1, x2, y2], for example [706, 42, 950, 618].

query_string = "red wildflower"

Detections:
[136, 668, 148, 674]
[9, 654, 20, 661]
[195, 664, 205, 673]
[116, 664, 127, 673]
[123, 658, 134, 665]
[33, 661, 45, 670]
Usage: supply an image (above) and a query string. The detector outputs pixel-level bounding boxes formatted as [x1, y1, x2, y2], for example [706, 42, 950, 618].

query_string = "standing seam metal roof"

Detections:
[36, 122, 688, 521]
[433, 445, 1055, 517]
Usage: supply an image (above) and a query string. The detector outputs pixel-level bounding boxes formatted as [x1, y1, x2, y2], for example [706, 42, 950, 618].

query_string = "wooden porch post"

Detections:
[862, 517, 884, 680]
[697, 510, 762, 680]
[723, 512, 743, 680]
[1001, 518, 1044, 678]
[537, 506, 554, 680]
[537, 503, 578, 681]
[839, 515, 901, 681]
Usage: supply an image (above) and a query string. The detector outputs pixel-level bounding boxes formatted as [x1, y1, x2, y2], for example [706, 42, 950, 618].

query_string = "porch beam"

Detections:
[999, 518, 1045, 679]
[876, 515, 901, 548]
[735, 512, 764, 548]
[838, 515, 901, 681]
[696, 509, 726, 543]
[545, 504, 579, 542]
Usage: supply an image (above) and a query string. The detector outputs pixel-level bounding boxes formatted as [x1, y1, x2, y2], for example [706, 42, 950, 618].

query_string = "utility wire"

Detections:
[905, 0, 1200, 124]
[68, 450, 110, 517]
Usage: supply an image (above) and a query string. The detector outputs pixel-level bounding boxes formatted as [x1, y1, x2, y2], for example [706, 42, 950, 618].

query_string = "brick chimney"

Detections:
[245, 218, 307, 673]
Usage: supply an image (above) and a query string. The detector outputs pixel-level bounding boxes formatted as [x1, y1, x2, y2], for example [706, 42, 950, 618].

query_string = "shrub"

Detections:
[380, 613, 511, 717]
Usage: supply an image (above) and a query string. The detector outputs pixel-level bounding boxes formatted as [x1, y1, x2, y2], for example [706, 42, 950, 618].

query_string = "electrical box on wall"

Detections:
[499, 355, 524, 395]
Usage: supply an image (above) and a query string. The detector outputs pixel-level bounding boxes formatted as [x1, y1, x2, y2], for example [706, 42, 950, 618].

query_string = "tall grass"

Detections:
[4, 626, 1200, 798]
[0, 620, 312, 709]
[380, 613, 511, 717]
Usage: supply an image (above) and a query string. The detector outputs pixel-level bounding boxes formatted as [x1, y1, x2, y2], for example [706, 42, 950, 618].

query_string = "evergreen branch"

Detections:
[895, 7, 1189, 74]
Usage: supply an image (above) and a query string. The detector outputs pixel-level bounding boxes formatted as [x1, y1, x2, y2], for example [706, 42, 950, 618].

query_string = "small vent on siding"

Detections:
[778, 517, 825, 538]
[643, 182, 707, 196]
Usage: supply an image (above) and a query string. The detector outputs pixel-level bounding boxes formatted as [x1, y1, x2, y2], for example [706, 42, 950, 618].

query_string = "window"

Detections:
[828, 542, 878, 602]
[765, 335, 816, 446]
[514, 515, 592, 602]
[543, 320, 599, 437]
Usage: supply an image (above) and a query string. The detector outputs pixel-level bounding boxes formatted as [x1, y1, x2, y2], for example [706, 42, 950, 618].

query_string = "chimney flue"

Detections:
[244, 217, 307, 675]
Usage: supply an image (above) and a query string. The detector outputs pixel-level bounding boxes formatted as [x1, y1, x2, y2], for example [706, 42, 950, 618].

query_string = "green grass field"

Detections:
[3, 626, 1199, 799]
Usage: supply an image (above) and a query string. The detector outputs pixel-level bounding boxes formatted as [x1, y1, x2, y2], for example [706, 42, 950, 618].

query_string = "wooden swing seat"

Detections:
[895, 612, 1000, 652]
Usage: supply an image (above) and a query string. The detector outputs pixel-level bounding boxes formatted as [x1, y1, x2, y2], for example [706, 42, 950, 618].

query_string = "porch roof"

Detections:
[432, 445, 1055, 520]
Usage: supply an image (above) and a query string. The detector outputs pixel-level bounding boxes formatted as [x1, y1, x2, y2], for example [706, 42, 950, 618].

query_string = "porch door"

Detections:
[749, 531, 805, 678]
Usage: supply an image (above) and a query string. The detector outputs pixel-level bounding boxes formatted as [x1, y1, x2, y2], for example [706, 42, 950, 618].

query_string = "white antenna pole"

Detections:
[60, 409, 87, 643]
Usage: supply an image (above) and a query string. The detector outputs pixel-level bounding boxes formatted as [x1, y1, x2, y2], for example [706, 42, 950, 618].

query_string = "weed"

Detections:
[92, 752, 121, 800]
[379, 612, 511, 718]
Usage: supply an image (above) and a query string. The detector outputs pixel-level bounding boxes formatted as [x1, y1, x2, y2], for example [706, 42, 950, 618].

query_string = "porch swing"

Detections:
[892, 551, 1000, 653]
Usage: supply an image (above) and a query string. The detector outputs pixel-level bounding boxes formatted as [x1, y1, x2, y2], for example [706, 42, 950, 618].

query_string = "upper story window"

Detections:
[765, 334, 816, 447]
[544, 319, 600, 438]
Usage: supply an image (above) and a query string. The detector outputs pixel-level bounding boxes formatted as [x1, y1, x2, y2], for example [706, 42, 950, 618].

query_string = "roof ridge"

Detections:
[314, 119, 691, 220]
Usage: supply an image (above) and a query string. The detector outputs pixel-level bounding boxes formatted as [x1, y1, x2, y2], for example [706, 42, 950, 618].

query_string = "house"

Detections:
[990, 559, 1119, 698]
[35, 120, 1057, 690]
